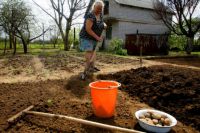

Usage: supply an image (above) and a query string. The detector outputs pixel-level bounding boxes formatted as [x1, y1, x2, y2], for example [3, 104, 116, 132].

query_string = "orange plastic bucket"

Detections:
[89, 80, 121, 118]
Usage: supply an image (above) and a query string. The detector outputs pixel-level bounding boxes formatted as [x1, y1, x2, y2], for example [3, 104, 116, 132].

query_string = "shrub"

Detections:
[169, 34, 187, 51]
[108, 38, 127, 56]
[74, 39, 82, 52]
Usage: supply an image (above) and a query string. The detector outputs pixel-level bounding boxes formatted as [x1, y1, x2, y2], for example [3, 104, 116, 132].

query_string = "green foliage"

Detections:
[169, 34, 187, 51]
[46, 99, 53, 107]
[74, 39, 81, 52]
[68, 31, 74, 46]
[68, 28, 80, 49]
[108, 38, 127, 56]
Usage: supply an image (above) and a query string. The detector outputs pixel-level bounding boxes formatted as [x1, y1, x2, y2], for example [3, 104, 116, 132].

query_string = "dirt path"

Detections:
[0, 55, 150, 84]
[32, 56, 44, 74]
[0, 55, 199, 84]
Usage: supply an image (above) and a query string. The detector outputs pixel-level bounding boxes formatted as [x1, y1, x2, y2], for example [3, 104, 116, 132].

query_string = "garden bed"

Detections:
[98, 65, 200, 131]
[0, 65, 199, 133]
[149, 56, 200, 67]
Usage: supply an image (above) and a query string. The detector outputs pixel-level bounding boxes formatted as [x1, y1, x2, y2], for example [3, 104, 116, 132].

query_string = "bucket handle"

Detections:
[108, 83, 121, 89]
[89, 80, 121, 89]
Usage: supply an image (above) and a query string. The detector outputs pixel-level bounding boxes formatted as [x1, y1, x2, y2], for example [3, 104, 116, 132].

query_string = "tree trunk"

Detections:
[64, 28, 70, 51]
[4, 37, 7, 55]
[13, 36, 17, 55]
[186, 36, 194, 55]
[9, 33, 12, 49]
[21, 38, 28, 54]
[64, 35, 69, 51]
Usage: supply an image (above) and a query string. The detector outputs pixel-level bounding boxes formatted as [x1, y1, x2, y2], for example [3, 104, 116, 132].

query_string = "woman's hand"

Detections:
[104, 23, 107, 29]
[96, 36, 103, 42]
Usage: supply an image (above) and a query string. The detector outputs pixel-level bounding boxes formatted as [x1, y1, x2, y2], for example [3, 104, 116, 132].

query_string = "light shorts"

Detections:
[80, 38, 97, 51]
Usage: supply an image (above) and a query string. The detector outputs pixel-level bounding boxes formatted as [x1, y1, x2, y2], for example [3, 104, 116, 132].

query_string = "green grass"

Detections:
[0, 42, 65, 57]
[169, 51, 200, 56]
[0, 42, 64, 49]
[191, 52, 200, 55]
[1, 41, 200, 58]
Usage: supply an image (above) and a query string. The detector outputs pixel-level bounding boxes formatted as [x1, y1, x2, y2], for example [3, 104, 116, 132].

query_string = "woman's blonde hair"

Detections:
[91, 0, 104, 11]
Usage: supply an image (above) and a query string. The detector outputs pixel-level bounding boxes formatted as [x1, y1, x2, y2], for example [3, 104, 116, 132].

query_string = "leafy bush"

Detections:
[169, 34, 187, 51]
[108, 38, 127, 56]
[74, 39, 82, 52]
[116, 49, 128, 56]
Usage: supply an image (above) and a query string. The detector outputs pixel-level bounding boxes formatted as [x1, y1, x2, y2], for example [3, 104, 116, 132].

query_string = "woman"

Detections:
[79, 0, 107, 77]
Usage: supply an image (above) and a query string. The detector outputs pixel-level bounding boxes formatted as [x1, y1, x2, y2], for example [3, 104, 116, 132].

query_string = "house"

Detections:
[102, 0, 173, 55]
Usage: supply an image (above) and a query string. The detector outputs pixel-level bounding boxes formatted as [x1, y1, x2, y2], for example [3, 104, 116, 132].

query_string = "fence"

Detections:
[125, 33, 169, 55]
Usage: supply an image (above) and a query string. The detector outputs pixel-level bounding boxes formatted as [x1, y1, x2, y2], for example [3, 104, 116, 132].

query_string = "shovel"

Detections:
[80, 33, 104, 80]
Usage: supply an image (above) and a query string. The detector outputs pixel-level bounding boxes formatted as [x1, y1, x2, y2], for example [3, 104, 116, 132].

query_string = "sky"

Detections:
[27, 0, 200, 27]
[1, 0, 200, 39]
[27, 0, 88, 29]
[26, 0, 89, 39]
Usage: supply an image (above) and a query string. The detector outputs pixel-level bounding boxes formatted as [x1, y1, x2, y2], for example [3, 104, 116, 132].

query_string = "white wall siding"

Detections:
[108, 0, 166, 25]
[104, 0, 172, 49]
[107, 22, 169, 44]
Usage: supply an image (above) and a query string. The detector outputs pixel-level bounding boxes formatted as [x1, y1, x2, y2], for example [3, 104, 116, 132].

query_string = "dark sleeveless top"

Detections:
[79, 12, 104, 41]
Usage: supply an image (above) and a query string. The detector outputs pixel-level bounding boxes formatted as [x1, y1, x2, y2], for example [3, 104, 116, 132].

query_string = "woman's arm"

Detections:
[86, 19, 102, 42]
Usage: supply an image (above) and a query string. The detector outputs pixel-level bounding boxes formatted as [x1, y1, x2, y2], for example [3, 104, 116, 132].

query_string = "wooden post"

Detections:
[136, 30, 142, 67]
[140, 46, 143, 67]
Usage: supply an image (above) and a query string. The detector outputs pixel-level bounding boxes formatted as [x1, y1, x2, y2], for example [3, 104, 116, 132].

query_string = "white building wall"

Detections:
[117, 21, 170, 40]
[105, 21, 169, 48]
[104, 0, 172, 49]
[108, 0, 165, 25]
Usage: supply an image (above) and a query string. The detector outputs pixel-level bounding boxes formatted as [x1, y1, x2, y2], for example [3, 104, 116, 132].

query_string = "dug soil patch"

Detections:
[0, 65, 199, 133]
[98, 65, 200, 131]
[151, 57, 200, 67]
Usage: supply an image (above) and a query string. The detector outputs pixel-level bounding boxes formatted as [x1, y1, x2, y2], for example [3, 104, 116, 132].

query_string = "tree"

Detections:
[85, 0, 95, 17]
[153, 0, 200, 54]
[33, 0, 87, 51]
[0, 0, 49, 54]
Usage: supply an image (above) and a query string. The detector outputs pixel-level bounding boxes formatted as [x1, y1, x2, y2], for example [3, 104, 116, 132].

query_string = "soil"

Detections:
[0, 55, 35, 76]
[0, 53, 200, 133]
[38, 53, 84, 72]
[98, 65, 200, 131]
[151, 57, 200, 68]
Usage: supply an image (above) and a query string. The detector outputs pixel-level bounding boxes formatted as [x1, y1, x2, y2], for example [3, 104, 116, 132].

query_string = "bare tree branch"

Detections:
[153, 0, 200, 54]
[32, 0, 56, 22]
[30, 28, 49, 42]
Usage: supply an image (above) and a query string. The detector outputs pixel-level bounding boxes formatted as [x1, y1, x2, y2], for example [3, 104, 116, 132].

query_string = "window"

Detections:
[106, 26, 112, 39]
[104, 1, 109, 15]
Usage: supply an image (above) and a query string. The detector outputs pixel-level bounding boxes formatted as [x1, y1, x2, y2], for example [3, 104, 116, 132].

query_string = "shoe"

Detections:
[93, 67, 100, 72]
[80, 72, 86, 80]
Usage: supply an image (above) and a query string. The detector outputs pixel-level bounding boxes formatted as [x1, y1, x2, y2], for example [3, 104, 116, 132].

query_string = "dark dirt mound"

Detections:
[98, 65, 200, 131]
[151, 57, 200, 67]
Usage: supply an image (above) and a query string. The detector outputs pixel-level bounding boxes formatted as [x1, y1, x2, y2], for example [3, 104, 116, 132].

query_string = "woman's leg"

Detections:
[84, 51, 93, 71]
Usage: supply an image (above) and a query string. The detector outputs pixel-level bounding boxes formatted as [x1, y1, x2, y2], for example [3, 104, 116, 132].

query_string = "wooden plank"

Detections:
[7, 105, 34, 123]
[25, 110, 145, 133]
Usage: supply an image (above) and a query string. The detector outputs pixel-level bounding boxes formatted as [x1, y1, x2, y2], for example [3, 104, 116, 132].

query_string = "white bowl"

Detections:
[135, 109, 177, 133]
